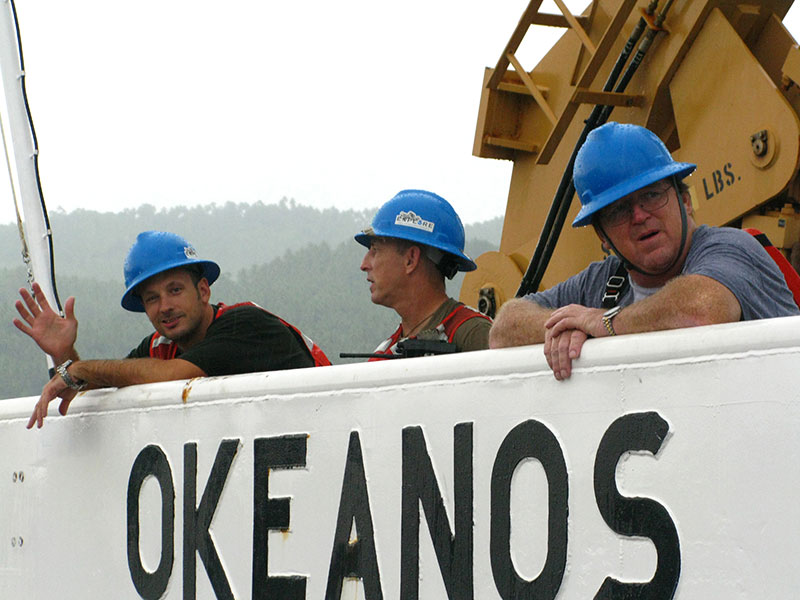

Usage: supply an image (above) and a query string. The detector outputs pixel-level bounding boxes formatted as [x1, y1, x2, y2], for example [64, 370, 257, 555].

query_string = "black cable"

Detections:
[9, 0, 63, 313]
[516, 1, 658, 297]
[528, 8, 666, 295]
[598, 2, 673, 124]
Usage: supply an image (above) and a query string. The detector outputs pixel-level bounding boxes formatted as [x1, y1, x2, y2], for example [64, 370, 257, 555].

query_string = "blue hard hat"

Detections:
[121, 231, 220, 312]
[572, 122, 696, 227]
[355, 189, 477, 272]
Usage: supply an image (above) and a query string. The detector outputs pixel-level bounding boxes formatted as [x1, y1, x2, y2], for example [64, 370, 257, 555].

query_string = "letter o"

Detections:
[490, 420, 568, 600]
[127, 445, 175, 600]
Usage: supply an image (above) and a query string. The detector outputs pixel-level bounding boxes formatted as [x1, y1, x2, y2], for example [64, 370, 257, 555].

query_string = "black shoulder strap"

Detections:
[601, 262, 629, 309]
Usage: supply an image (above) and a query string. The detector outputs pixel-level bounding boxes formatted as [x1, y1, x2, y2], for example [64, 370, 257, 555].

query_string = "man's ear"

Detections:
[404, 245, 422, 273]
[593, 225, 611, 253]
[197, 278, 211, 303]
[681, 189, 694, 216]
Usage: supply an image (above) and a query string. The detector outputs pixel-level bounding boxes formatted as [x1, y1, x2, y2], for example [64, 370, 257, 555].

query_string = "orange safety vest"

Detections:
[369, 303, 491, 361]
[147, 302, 331, 366]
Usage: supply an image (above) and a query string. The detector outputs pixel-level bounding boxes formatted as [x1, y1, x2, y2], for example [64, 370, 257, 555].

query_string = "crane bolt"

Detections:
[751, 130, 769, 157]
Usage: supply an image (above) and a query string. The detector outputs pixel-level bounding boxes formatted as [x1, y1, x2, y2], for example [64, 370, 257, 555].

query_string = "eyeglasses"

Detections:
[598, 186, 672, 227]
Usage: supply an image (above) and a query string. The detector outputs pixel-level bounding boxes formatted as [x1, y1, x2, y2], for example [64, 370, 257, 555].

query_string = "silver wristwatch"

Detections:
[56, 359, 87, 391]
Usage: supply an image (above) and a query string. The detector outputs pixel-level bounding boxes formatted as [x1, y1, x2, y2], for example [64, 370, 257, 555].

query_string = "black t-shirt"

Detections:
[127, 304, 314, 375]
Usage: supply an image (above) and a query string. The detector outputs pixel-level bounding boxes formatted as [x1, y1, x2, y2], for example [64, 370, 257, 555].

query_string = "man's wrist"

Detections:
[601, 305, 622, 336]
[56, 359, 87, 391]
[51, 347, 78, 366]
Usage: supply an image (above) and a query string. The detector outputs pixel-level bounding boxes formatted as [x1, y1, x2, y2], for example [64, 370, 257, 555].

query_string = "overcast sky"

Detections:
[2, 1, 800, 231]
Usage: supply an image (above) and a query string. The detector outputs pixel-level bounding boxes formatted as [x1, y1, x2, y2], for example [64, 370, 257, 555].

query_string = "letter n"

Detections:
[401, 423, 473, 599]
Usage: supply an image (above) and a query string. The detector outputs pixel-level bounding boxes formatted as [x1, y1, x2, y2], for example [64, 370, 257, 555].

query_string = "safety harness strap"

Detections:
[369, 303, 491, 360]
[601, 262, 630, 309]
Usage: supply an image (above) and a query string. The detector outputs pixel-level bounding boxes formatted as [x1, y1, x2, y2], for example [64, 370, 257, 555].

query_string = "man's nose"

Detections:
[157, 295, 175, 313]
[630, 201, 650, 223]
[360, 252, 370, 271]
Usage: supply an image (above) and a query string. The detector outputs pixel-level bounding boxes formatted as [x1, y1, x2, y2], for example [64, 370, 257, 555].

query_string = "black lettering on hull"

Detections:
[127, 444, 175, 600]
[593, 412, 680, 599]
[253, 434, 308, 599]
[326, 431, 383, 599]
[490, 420, 568, 600]
[401, 423, 474, 599]
[184, 439, 239, 600]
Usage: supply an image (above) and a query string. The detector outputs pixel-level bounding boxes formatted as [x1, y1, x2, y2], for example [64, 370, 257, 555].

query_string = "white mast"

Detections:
[0, 0, 61, 370]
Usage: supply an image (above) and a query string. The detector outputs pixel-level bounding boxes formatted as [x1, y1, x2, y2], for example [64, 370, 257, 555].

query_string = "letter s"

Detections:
[593, 412, 680, 599]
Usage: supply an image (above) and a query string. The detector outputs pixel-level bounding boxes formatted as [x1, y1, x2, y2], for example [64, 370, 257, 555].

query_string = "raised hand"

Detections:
[13, 282, 78, 363]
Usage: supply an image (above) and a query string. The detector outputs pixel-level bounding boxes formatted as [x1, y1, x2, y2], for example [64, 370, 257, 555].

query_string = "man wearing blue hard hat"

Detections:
[15, 231, 329, 428]
[355, 189, 491, 358]
[490, 122, 798, 379]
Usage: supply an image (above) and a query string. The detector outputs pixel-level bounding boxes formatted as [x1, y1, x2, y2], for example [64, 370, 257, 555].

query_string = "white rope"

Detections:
[0, 103, 33, 285]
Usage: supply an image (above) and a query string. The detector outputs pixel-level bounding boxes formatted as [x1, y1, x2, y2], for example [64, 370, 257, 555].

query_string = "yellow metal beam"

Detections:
[498, 81, 550, 96]
[507, 52, 558, 125]
[537, 0, 639, 164]
[487, 0, 546, 90]
[571, 88, 644, 107]
[552, 0, 597, 54]
[530, 13, 589, 29]
[484, 136, 539, 153]
[782, 43, 800, 86]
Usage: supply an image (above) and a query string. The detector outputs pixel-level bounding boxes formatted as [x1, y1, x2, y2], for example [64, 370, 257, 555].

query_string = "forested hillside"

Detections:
[0, 200, 378, 280]
[1, 201, 501, 399]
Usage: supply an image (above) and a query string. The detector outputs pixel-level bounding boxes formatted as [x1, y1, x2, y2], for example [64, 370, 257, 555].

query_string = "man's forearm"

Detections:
[489, 298, 554, 347]
[613, 274, 741, 335]
[69, 358, 206, 389]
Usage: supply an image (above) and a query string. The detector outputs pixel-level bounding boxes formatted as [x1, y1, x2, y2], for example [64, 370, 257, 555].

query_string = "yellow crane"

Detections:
[462, 0, 800, 315]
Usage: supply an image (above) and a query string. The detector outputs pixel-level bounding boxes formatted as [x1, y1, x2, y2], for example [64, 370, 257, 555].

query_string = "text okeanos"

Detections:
[126, 412, 680, 599]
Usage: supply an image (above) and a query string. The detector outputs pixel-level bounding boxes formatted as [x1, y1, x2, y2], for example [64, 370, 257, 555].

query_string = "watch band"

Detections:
[602, 306, 622, 336]
[56, 359, 87, 391]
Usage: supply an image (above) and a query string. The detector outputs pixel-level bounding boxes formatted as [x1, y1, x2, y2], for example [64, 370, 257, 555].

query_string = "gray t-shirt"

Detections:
[524, 225, 800, 321]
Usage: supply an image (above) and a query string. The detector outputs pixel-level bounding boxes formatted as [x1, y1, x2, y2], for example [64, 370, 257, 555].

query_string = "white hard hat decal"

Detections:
[395, 211, 434, 233]
[184, 246, 198, 259]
